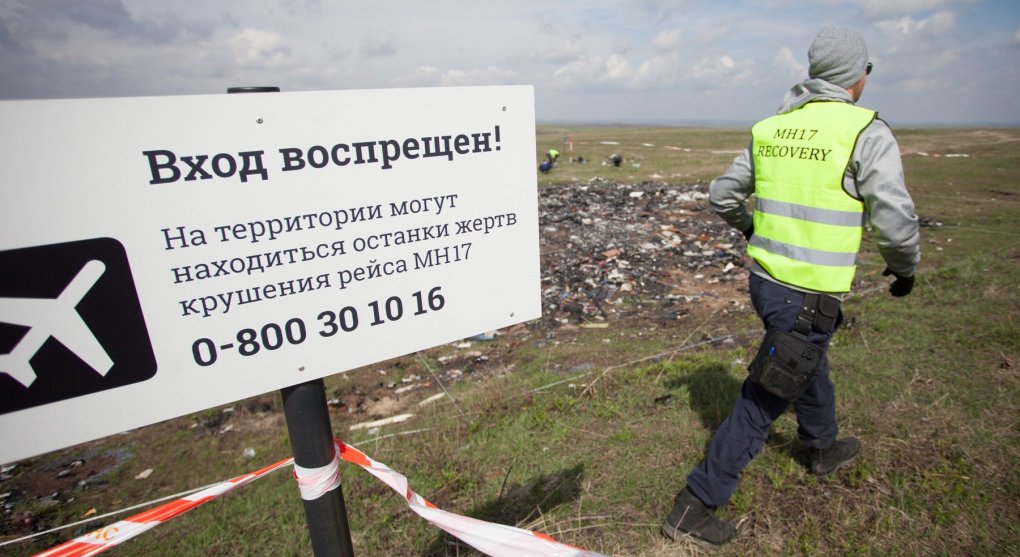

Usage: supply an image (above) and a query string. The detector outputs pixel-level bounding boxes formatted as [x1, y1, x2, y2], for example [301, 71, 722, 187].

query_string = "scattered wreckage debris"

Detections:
[538, 180, 750, 328]
[324, 180, 755, 417]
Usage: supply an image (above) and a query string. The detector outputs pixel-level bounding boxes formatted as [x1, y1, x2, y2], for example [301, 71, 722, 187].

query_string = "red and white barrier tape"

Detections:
[293, 450, 341, 501]
[332, 440, 607, 557]
[33, 438, 607, 557]
[33, 457, 294, 557]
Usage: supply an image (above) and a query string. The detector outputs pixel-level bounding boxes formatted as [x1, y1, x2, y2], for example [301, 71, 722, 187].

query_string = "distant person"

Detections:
[609, 153, 623, 167]
[546, 149, 560, 163]
[661, 27, 920, 546]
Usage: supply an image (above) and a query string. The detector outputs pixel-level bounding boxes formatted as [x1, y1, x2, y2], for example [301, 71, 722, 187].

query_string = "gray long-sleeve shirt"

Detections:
[709, 78, 921, 291]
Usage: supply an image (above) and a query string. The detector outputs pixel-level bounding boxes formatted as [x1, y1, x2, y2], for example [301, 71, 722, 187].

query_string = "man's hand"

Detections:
[883, 268, 915, 297]
[742, 225, 754, 241]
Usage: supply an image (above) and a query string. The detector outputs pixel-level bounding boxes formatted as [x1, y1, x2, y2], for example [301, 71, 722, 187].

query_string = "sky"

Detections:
[1, 0, 1019, 126]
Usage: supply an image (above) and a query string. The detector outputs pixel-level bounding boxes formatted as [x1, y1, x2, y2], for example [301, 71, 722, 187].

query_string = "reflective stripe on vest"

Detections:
[748, 101, 875, 292]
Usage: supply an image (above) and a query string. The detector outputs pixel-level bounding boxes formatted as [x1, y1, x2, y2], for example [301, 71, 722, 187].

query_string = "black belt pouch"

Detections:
[748, 328, 824, 401]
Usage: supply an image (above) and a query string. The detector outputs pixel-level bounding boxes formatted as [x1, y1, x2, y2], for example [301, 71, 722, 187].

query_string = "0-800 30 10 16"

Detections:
[190, 286, 445, 367]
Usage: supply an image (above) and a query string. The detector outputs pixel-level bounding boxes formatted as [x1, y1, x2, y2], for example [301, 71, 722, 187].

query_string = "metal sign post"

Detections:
[228, 86, 354, 557]
[281, 378, 355, 557]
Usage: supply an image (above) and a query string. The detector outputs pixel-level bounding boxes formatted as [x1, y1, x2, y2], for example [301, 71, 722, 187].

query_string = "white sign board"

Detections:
[0, 86, 539, 463]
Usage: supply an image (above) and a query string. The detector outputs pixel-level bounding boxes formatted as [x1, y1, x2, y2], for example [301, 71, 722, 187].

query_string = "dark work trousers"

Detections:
[686, 273, 842, 508]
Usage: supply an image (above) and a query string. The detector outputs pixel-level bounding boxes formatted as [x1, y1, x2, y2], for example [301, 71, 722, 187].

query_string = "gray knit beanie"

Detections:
[808, 27, 869, 90]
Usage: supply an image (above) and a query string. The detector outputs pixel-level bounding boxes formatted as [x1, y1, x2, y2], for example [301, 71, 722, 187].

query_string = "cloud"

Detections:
[652, 29, 682, 51]
[896, 77, 939, 91]
[359, 33, 398, 58]
[9, 0, 214, 44]
[690, 22, 734, 45]
[632, 52, 683, 87]
[391, 65, 519, 87]
[874, 10, 960, 75]
[228, 29, 298, 70]
[516, 36, 587, 65]
[0, 16, 24, 52]
[624, 0, 699, 23]
[0, 0, 1012, 124]
[548, 44, 768, 92]
[281, 0, 322, 16]
[855, 0, 957, 18]
[773, 46, 805, 79]
[15, 0, 133, 35]
[690, 54, 753, 85]
[875, 10, 957, 37]
[551, 54, 636, 88]
[603, 53, 634, 81]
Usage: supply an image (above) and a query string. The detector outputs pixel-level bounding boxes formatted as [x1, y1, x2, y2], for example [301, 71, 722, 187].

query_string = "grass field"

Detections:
[4, 125, 1018, 557]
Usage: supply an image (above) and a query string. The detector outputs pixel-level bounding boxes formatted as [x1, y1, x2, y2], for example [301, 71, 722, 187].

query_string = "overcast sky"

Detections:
[1, 0, 1018, 126]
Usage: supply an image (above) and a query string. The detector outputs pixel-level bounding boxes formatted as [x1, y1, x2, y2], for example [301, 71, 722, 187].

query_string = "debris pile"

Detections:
[325, 180, 754, 422]
[538, 180, 749, 328]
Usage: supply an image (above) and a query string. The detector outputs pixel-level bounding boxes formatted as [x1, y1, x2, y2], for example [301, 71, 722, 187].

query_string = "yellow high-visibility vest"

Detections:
[748, 101, 876, 292]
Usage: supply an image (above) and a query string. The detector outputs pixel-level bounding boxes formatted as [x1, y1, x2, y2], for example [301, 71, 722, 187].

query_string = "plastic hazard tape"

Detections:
[332, 440, 607, 557]
[293, 448, 341, 501]
[34, 439, 607, 557]
[33, 457, 294, 557]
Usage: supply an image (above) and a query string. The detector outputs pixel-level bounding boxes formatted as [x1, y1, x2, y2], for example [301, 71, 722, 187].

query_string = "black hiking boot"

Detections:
[808, 437, 860, 476]
[661, 488, 736, 546]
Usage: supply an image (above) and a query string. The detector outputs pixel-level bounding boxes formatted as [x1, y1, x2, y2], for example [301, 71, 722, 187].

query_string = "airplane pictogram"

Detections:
[0, 260, 114, 388]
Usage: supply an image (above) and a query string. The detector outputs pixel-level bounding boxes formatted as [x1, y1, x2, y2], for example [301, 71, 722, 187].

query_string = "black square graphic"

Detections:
[0, 238, 157, 414]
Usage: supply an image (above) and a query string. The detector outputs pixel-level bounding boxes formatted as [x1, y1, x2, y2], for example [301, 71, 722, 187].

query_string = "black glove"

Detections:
[742, 225, 754, 241]
[883, 268, 915, 297]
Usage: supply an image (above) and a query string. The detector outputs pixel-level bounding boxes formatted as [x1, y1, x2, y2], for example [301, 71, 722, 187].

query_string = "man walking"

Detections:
[662, 27, 921, 546]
